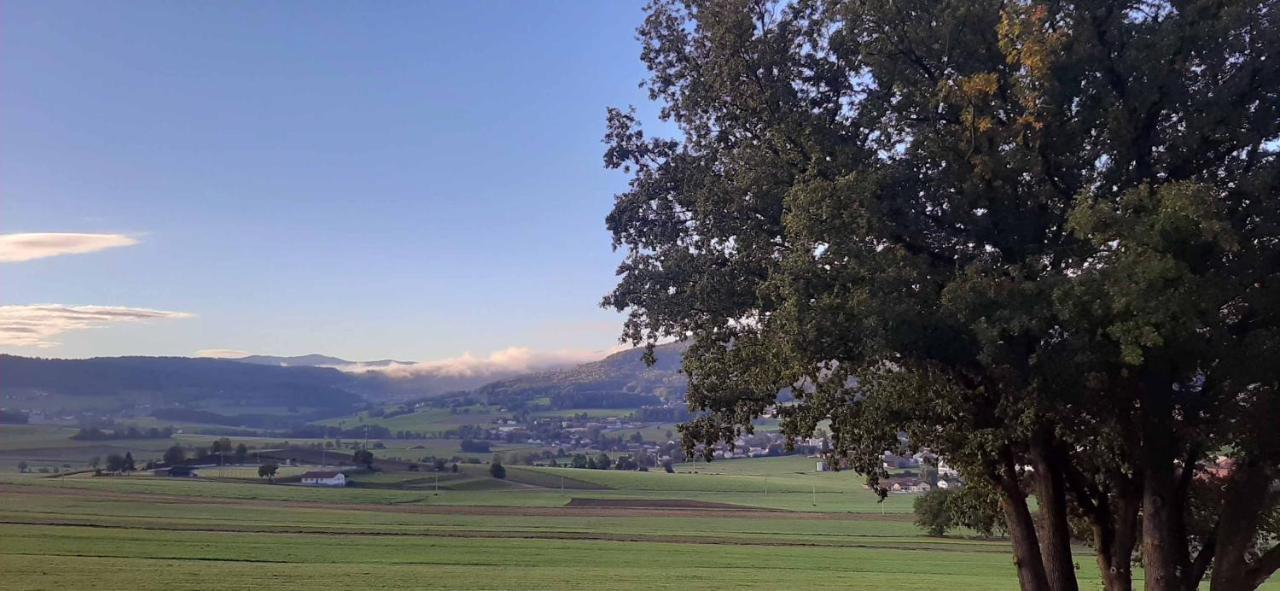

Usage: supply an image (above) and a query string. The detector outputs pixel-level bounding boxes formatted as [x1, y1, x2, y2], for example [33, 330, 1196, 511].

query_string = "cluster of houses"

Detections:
[810, 450, 966, 493]
[882, 451, 963, 493]
[706, 434, 826, 461]
[881, 476, 961, 493]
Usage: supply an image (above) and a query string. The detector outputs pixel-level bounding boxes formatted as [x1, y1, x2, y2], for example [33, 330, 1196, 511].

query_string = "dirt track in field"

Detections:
[0, 516, 1001, 553]
[0, 482, 913, 522]
[565, 497, 755, 510]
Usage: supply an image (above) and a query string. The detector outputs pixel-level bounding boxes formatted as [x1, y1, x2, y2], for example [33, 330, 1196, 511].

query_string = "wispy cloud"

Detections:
[194, 348, 251, 359]
[0, 304, 193, 348]
[0, 233, 139, 263]
[341, 346, 618, 379]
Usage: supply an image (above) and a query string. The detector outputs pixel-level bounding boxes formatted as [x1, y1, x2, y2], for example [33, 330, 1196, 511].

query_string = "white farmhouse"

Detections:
[300, 470, 346, 487]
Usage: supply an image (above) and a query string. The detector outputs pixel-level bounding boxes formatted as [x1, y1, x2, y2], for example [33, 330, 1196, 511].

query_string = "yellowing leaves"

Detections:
[998, 4, 1067, 80]
[958, 73, 999, 99]
[996, 3, 1068, 135]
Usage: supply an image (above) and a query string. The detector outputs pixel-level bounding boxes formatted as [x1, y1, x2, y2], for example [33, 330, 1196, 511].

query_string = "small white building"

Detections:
[300, 471, 346, 487]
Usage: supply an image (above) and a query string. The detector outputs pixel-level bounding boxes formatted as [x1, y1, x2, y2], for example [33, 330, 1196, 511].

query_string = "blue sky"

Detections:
[1, 1, 660, 363]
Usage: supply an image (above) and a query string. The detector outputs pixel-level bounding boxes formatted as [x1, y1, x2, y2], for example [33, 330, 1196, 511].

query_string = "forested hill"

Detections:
[233, 354, 413, 368]
[466, 341, 688, 410]
[0, 355, 363, 411]
[0, 343, 691, 415]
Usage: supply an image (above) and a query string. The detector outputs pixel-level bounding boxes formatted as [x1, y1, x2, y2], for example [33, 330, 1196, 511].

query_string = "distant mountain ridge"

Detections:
[233, 354, 414, 368]
[0, 354, 364, 412]
[468, 342, 688, 409]
[226, 351, 624, 401]
[0, 343, 690, 417]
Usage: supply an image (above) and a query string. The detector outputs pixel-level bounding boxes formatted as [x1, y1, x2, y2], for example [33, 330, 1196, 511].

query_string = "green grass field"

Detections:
[0, 473, 1062, 591]
[2, 441, 1274, 590]
[319, 407, 504, 434]
[0, 424, 546, 473]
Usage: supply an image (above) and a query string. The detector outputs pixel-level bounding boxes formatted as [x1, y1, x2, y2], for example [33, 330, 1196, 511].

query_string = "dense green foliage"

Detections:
[353, 449, 375, 469]
[603, 2, 1279, 590]
[914, 489, 954, 537]
[163, 445, 186, 466]
[914, 487, 1005, 538]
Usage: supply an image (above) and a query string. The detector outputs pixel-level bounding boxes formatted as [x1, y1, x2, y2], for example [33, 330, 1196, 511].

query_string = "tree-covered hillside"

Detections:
[467, 342, 688, 410]
[0, 355, 363, 411]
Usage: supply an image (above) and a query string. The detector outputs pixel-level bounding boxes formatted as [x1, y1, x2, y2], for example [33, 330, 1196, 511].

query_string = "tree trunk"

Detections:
[1142, 459, 1179, 591]
[1140, 374, 1188, 591]
[1092, 487, 1138, 591]
[1209, 460, 1271, 591]
[1029, 436, 1080, 591]
[997, 455, 1051, 591]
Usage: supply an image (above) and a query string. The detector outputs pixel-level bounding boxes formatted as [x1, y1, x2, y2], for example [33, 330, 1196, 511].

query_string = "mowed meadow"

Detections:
[5, 427, 1279, 591]
[2, 453, 1257, 591]
[1, 477, 1014, 591]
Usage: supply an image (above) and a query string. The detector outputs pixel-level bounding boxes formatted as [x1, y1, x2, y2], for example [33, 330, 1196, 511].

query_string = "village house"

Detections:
[299, 471, 346, 487]
[885, 477, 931, 494]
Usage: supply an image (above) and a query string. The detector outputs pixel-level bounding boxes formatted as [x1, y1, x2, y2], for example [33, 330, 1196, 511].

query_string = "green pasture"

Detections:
[2, 437, 1272, 590]
[0, 478, 1089, 591]
[318, 407, 503, 434]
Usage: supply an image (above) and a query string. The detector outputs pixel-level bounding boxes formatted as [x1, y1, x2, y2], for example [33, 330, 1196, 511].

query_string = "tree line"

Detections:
[604, 2, 1280, 590]
[71, 426, 174, 441]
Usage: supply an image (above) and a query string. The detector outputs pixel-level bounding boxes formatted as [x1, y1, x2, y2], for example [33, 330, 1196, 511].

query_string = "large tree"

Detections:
[602, 2, 1279, 590]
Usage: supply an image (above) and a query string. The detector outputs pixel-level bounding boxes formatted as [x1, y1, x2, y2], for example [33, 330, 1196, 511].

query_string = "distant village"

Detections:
[9, 395, 969, 493]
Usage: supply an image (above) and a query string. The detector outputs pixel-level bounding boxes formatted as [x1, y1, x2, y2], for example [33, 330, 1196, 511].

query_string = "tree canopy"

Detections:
[162, 445, 186, 466]
[603, 1, 1279, 590]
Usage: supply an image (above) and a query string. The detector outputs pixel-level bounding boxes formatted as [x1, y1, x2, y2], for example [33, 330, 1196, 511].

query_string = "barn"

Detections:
[299, 471, 346, 487]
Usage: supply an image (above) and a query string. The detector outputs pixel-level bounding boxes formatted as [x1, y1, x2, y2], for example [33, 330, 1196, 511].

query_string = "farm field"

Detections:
[2, 429, 1271, 590]
[0, 424, 543, 473]
[0, 473, 1074, 591]
[5, 456, 1267, 591]
[318, 407, 504, 434]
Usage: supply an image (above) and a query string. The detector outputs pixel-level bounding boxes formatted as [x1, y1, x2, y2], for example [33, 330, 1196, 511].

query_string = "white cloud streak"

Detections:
[0, 304, 194, 348]
[194, 349, 251, 359]
[340, 346, 618, 378]
[0, 233, 139, 263]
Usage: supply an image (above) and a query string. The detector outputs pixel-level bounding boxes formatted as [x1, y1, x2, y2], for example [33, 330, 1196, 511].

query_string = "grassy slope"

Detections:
[4, 471, 1280, 590]
[3, 444, 1274, 590]
[0, 530, 1040, 591]
[0, 477, 1094, 591]
[317, 407, 503, 434]
[0, 424, 545, 473]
